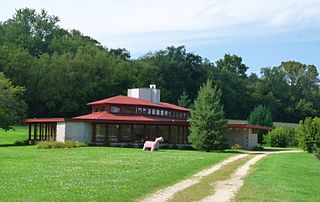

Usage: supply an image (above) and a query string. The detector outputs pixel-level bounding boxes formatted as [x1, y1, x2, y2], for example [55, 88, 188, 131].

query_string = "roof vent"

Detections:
[150, 84, 156, 89]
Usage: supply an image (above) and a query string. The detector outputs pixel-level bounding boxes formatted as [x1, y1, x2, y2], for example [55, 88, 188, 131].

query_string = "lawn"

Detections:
[0, 126, 233, 202]
[235, 152, 320, 202]
[0, 125, 28, 145]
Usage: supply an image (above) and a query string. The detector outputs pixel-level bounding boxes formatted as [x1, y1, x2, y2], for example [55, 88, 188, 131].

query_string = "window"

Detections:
[137, 107, 143, 114]
[165, 110, 168, 117]
[108, 124, 118, 142]
[146, 109, 151, 115]
[156, 109, 160, 116]
[161, 110, 164, 116]
[168, 111, 171, 117]
[142, 108, 146, 115]
[152, 109, 156, 115]
[120, 124, 131, 142]
[93, 108, 99, 112]
[111, 106, 120, 113]
[122, 107, 136, 114]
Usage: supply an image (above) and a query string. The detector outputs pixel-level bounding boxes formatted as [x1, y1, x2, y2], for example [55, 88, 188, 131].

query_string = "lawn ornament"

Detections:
[143, 137, 164, 151]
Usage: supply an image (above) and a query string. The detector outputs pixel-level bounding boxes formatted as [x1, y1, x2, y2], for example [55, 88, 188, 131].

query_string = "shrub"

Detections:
[264, 127, 289, 147]
[231, 144, 242, 150]
[286, 127, 298, 146]
[296, 117, 320, 153]
[37, 140, 86, 149]
[313, 146, 320, 160]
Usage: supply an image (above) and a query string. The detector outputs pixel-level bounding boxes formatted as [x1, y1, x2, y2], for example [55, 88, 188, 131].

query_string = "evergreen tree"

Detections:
[178, 91, 191, 108]
[247, 104, 273, 144]
[247, 104, 273, 127]
[189, 79, 228, 151]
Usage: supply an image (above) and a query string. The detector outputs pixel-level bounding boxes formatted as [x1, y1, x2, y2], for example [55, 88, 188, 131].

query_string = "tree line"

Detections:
[0, 8, 320, 124]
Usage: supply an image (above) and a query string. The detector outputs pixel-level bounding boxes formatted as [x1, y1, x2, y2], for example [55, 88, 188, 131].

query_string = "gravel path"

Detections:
[141, 150, 302, 202]
[141, 154, 249, 202]
[201, 150, 302, 202]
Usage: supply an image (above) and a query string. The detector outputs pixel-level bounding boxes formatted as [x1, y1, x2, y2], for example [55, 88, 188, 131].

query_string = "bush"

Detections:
[286, 127, 298, 146]
[296, 117, 320, 153]
[231, 144, 242, 150]
[37, 140, 86, 149]
[313, 146, 320, 160]
[264, 127, 289, 147]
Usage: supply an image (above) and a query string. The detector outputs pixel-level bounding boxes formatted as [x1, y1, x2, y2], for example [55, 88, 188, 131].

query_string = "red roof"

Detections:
[87, 95, 189, 112]
[72, 112, 188, 125]
[227, 124, 272, 131]
[19, 118, 66, 123]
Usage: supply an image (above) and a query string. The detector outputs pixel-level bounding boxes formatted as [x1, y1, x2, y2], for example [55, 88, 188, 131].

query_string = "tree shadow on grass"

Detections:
[0, 140, 35, 147]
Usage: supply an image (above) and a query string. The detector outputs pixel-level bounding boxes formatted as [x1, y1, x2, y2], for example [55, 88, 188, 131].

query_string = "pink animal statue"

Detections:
[143, 137, 164, 151]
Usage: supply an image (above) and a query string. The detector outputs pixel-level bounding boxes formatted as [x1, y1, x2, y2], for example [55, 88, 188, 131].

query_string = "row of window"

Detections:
[92, 105, 189, 119]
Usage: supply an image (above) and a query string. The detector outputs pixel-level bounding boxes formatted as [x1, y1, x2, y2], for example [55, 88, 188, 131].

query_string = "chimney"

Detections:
[127, 85, 161, 104]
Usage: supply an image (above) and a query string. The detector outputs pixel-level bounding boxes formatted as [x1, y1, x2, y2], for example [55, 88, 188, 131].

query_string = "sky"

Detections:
[1, 0, 320, 74]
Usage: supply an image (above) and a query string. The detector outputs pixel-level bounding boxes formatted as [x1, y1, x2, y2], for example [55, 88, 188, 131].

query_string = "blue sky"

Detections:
[1, 0, 320, 74]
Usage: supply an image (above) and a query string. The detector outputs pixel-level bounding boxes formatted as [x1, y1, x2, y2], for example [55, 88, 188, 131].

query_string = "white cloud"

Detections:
[1, 0, 320, 52]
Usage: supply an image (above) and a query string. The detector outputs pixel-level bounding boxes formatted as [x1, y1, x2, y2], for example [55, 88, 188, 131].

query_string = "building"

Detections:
[21, 85, 272, 149]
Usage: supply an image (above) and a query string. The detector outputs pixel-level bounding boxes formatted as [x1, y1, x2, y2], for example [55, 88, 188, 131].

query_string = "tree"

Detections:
[178, 91, 191, 108]
[216, 54, 249, 77]
[247, 105, 273, 126]
[0, 72, 27, 130]
[189, 79, 228, 151]
[296, 117, 320, 153]
[247, 104, 273, 144]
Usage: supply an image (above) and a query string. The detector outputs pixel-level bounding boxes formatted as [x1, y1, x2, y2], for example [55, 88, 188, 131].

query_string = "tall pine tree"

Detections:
[178, 91, 191, 108]
[189, 79, 228, 151]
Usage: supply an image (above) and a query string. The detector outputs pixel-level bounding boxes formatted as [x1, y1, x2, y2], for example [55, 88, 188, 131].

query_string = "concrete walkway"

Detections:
[141, 150, 302, 202]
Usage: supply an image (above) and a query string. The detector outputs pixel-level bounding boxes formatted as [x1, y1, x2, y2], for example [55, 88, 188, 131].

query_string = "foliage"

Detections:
[216, 53, 249, 78]
[37, 140, 85, 149]
[231, 144, 242, 150]
[0, 73, 27, 130]
[264, 127, 289, 147]
[247, 104, 273, 127]
[178, 91, 192, 108]
[296, 117, 320, 153]
[286, 127, 297, 146]
[189, 79, 228, 151]
[313, 146, 320, 160]
[0, 8, 320, 123]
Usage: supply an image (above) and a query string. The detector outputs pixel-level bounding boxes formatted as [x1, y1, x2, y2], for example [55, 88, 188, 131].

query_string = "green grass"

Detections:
[235, 152, 320, 202]
[170, 155, 254, 202]
[0, 125, 27, 145]
[0, 126, 233, 201]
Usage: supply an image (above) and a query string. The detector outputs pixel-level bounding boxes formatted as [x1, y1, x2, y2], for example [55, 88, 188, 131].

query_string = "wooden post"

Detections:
[34, 123, 37, 140]
[168, 125, 171, 144]
[40, 124, 43, 140]
[92, 123, 96, 142]
[118, 124, 121, 143]
[48, 124, 51, 140]
[28, 123, 32, 140]
[131, 124, 134, 143]
[182, 126, 185, 144]
[177, 126, 180, 144]
[105, 123, 108, 145]
[156, 125, 159, 138]
[143, 125, 146, 142]
[45, 124, 48, 140]
[53, 123, 57, 141]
